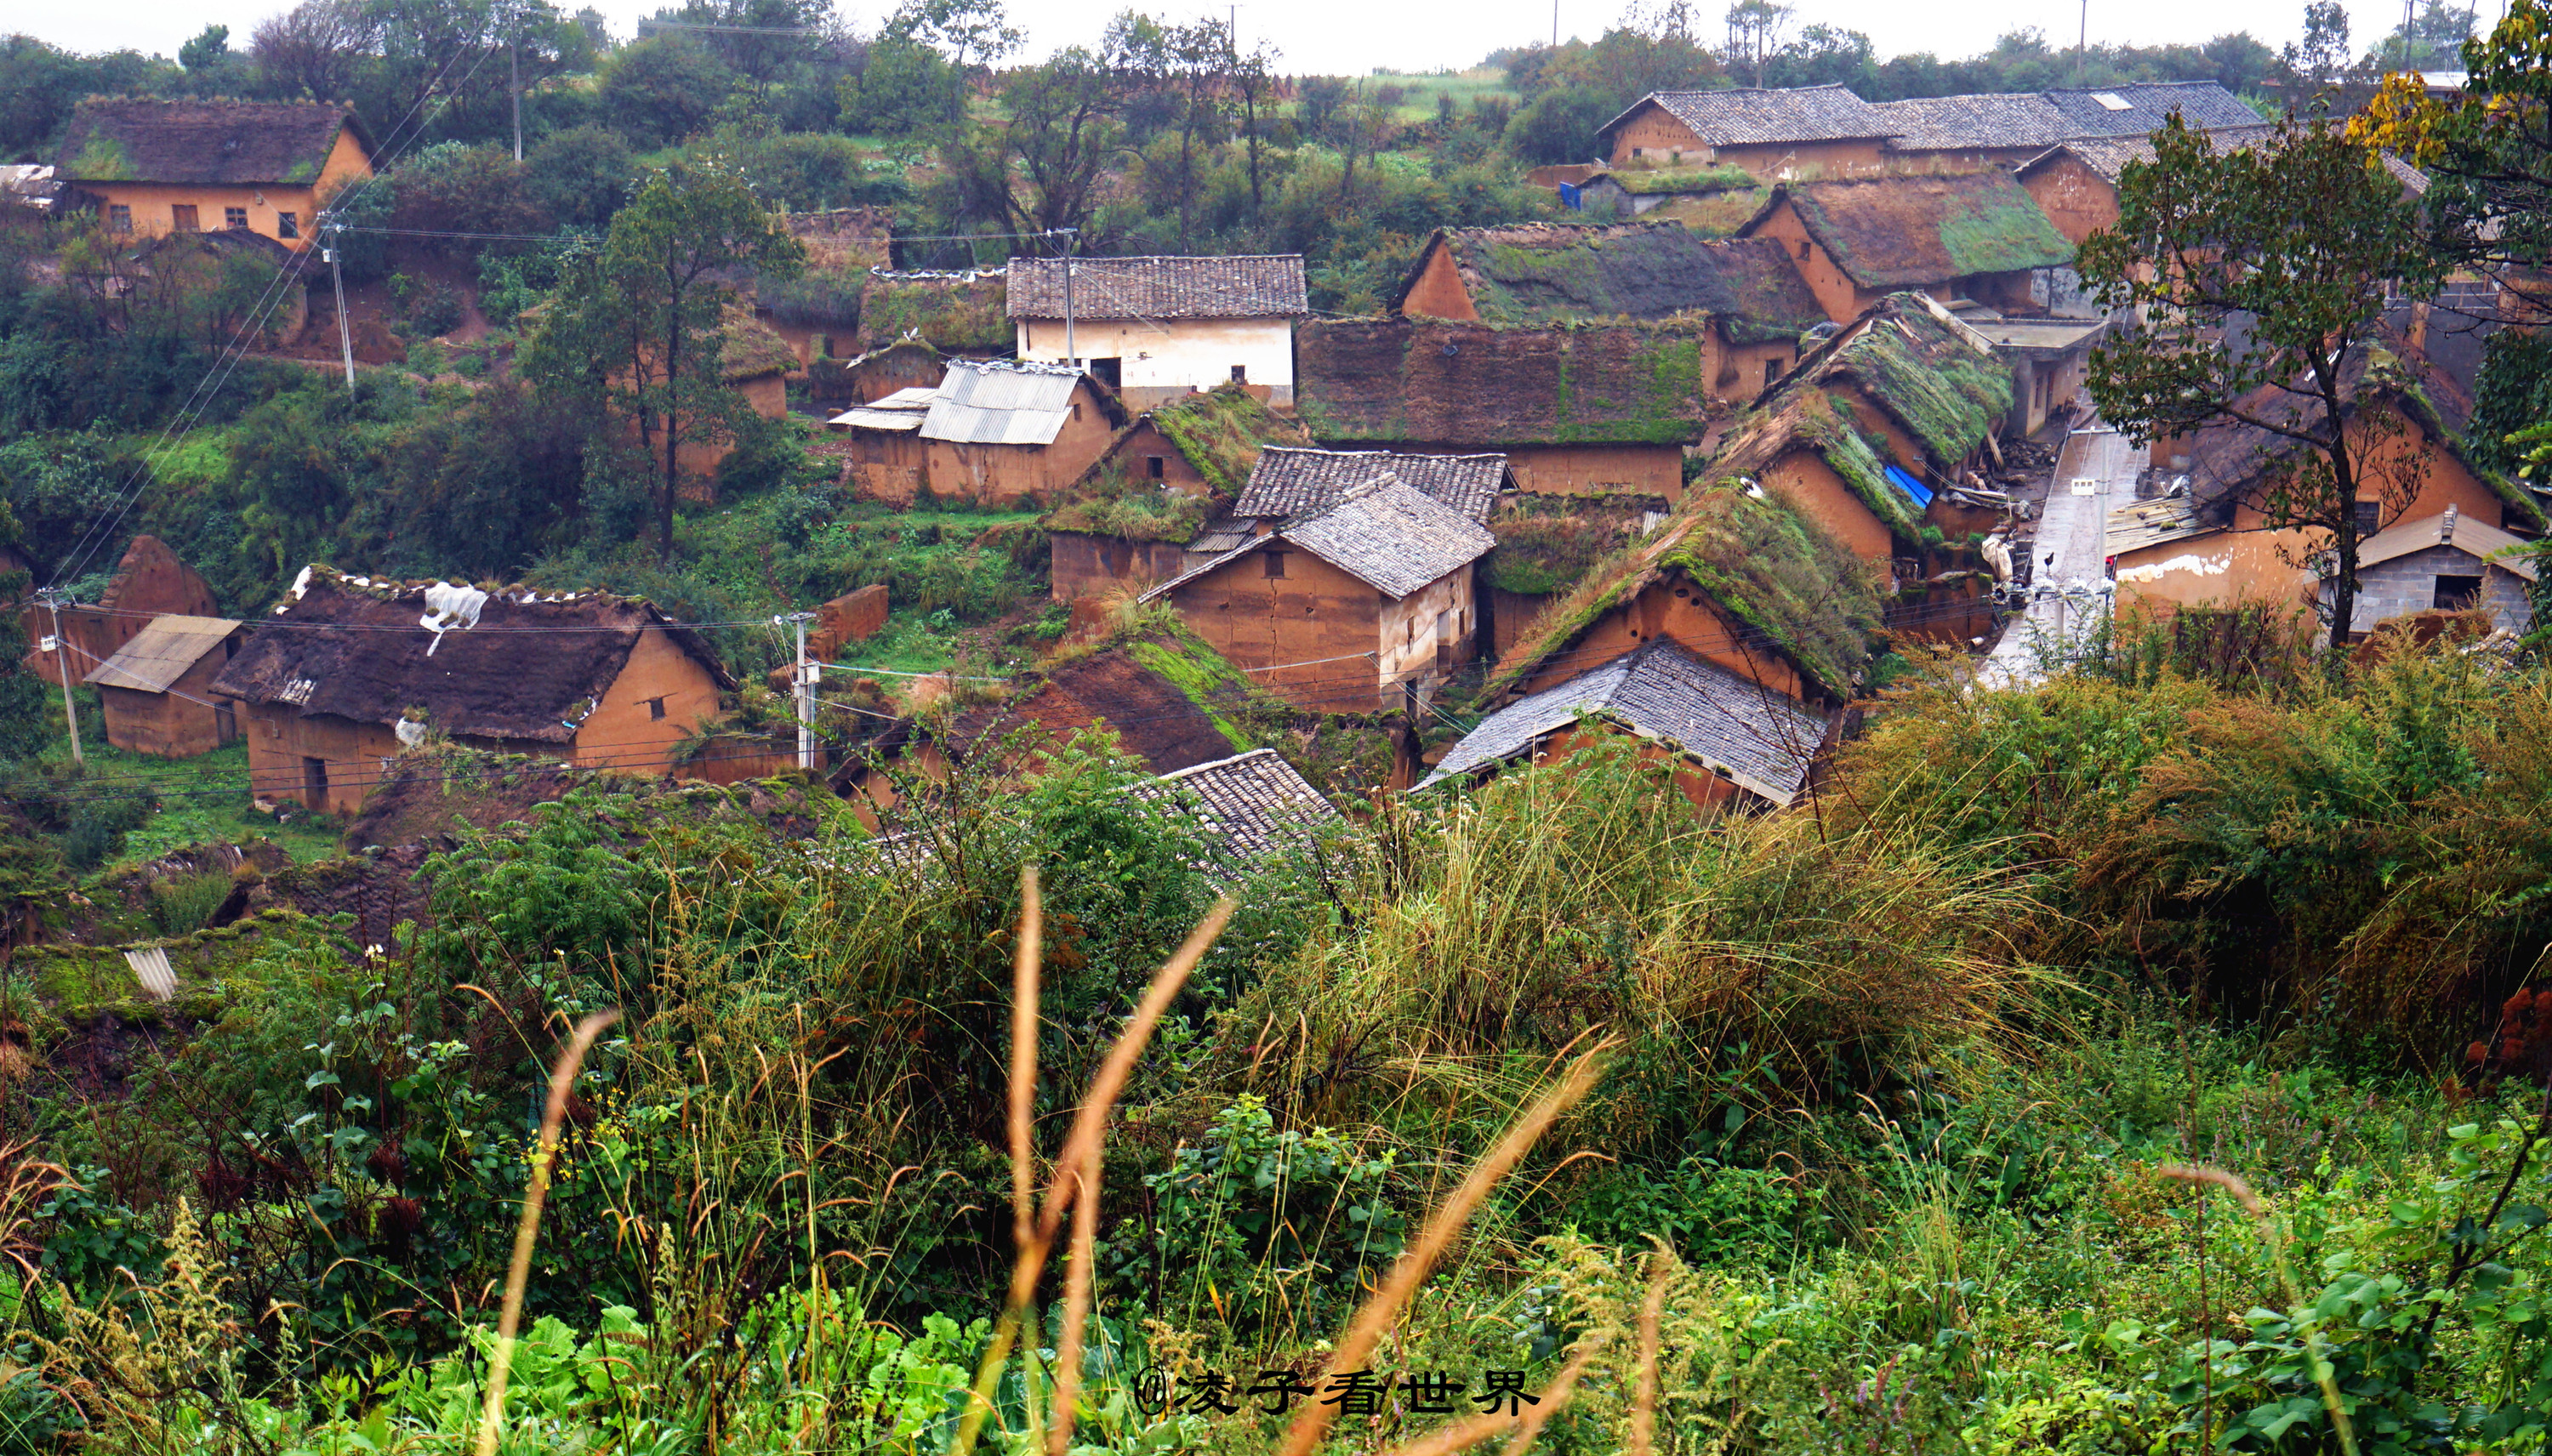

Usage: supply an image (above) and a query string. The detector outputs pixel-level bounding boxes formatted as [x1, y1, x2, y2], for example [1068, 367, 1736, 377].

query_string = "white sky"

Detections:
[22, 0, 2495, 80]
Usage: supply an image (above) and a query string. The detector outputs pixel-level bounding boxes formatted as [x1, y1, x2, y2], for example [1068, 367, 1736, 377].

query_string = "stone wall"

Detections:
[2329, 544, 2532, 636]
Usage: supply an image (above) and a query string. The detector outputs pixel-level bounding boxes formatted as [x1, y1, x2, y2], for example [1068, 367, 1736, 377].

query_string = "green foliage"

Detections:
[525, 124, 637, 229]
[837, 35, 961, 136]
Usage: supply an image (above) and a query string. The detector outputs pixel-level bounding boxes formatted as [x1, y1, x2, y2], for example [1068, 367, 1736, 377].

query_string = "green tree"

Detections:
[525, 123, 635, 228]
[598, 33, 738, 146]
[938, 47, 1125, 235]
[0, 500, 49, 763]
[519, 163, 804, 564]
[834, 32, 958, 135]
[178, 24, 231, 72]
[2281, 0, 2355, 87]
[2076, 118, 2447, 651]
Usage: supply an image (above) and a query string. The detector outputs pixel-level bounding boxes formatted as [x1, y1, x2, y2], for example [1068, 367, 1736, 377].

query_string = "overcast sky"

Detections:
[26, 0, 2498, 80]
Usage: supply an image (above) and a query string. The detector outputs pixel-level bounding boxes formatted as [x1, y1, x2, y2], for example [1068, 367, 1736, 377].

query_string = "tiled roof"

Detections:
[2041, 82, 2264, 136]
[82, 615, 240, 694]
[2355, 507, 2538, 580]
[1233, 447, 1507, 523]
[1766, 172, 2074, 287]
[1401, 224, 1826, 343]
[1125, 748, 1342, 862]
[54, 100, 365, 186]
[1871, 93, 2076, 151]
[1418, 638, 1828, 805]
[1005, 254, 1308, 320]
[1146, 479, 1495, 602]
[2019, 127, 2276, 182]
[1609, 85, 1898, 146]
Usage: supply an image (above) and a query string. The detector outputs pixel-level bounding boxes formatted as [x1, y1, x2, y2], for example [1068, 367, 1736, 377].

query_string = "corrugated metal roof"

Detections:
[1417, 638, 1827, 805]
[83, 614, 241, 694]
[920, 360, 1085, 446]
[831, 408, 925, 431]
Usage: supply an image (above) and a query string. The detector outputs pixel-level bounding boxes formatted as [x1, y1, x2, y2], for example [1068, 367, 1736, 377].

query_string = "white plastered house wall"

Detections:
[1014, 316, 1297, 409]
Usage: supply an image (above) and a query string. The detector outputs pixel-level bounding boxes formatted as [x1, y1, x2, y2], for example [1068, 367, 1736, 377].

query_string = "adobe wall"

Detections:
[1519, 574, 1814, 704]
[1744, 201, 1863, 324]
[83, 129, 367, 251]
[812, 584, 888, 658]
[99, 644, 237, 758]
[1609, 105, 1706, 164]
[1166, 547, 1387, 710]
[1051, 532, 1190, 601]
[1538, 723, 1746, 811]
[1490, 586, 1557, 659]
[572, 627, 725, 777]
[240, 703, 411, 815]
[1091, 420, 1216, 496]
[1720, 338, 1802, 403]
[1507, 444, 1684, 503]
[1016, 317, 1297, 405]
[923, 386, 1118, 504]
[1717, 138, 1892, 180]
[1400, 244, 1480, 321]
[1377, 567, 1478, 692]
[26, 535, 219, 683]
[1762, 449, 1895, 561]
[2020, 155, 2121, 247]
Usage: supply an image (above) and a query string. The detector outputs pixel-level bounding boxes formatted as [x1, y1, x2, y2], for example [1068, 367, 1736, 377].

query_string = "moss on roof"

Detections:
[1403, 223, 1825, 340]
[1777, 173, 2073, 287]
[855, 272, 1010, 353]
[1297, 318, 1720, 446]
[1043, 486, 1213, 543]
[1484, 483, 1879, 702]
[1146, 385, 1313, 495]
[720, 310, 800, 380]
[1789, 390, 1922, 537]
[1825, 300, 2012, 464]
[1600, 162, 1758, 195]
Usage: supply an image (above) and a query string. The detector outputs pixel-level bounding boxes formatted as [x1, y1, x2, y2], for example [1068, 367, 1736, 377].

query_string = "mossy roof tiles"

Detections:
[1764, 172, 2074, 287]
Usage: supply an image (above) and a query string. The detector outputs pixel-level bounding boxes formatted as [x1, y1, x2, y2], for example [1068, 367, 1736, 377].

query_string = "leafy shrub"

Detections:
[147, 869, 231, 935]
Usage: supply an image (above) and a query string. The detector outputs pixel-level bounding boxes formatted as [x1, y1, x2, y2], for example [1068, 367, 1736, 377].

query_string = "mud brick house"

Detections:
[1696, 293, 2014, 565]
[53, 100, 371, 249]
[211, 567, 735, 815]
[1595, 85, 1899, 177]
[1737, 172, 2076, 323]
[1419, 638, 1830, 810]
[2017, 130, 2272, 245]
[25, 535, 219, 687]
[2107, 343, 2545, 623]
[749, 208, 892, 365]
[1142, 478, 1497, 711]
[1045, 386, 1315, 601]
[82, 616, 246, 758]
[1573, 167, 1769, 230]
[1481, 483, 1880, 714]
[914, 360, 1126, 505]
[854, 270, 1011, 355]
[811, 338, 944, 411]
[1391, 223, 1829, 401]
[1873, 82, 2264, 172]
[1295, 319, 1715, 503]
[1007, 254, 1309, 407]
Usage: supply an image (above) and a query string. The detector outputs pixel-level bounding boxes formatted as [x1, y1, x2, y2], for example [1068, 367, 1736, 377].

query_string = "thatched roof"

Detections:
[856, 270, 1010, 352]
[55, 99, 367, 186]
[1068, 384, 1312, 497]
[1782, 293, 2013, 465]
[1395, 223, 1826, 344]
[1483, 484, 1880, 705]
[1600, 86, 1897, 148]
[951, 634, 1259, 773]
[210, 567, 735, 743]
[1296, 318, 1717, 447]
[1007, 254, 1307, 321]
[1754, 173, 2073, 287]
[721, 310, 799, 380]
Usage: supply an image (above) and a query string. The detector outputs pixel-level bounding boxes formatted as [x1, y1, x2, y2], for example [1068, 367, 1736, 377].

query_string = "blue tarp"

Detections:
[1883, 464, 1934, 507]
[1557, 182, 1583, 211]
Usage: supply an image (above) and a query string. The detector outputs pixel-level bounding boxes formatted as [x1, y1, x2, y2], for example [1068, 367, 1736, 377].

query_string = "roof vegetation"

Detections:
[1775, 173, 2074, 287]
[1145, 385, 1313, 495]
[857, 272, 1010, 353]
[1296, 318, 1722, 446]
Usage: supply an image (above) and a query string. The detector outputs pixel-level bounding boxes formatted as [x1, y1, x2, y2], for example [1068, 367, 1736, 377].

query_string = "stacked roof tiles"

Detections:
[1006, 254, 1309, 321]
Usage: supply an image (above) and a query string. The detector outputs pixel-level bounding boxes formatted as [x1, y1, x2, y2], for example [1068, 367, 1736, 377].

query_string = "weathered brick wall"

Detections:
[2331, 545, 2533, 635]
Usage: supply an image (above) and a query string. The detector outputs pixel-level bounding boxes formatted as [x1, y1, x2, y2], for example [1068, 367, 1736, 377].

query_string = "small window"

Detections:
[1797, 238, 1810, 261]
[107, 203, 131, 233]
[2434, 574, 2485, 610]
[276, 211, 299, 239]
[1070, 401, 1082, 421]
[646, 697, 668, 720]
[1632, 147, 1645, 158]
[224, 206, 247, 229]
[1146, 455, 1165, 480]
[1263, 549, 1287, 579]
[171, 203, 197, 231]
[1765, 357, 1783, 389]
[1229, 364, 1247, 383]
[2353, 500, 2382, 534]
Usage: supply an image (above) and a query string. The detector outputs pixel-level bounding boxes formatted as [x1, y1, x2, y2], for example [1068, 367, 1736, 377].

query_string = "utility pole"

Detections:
[783, 612, 817, 771]
[1552, 0, 1559, 48]
[324, 219, 356, 392]
[37, 589, 81, 765]
[1059, 228, 1078, 368]
[2078, 0, 2089, 86]
[510, 23, 523, 163]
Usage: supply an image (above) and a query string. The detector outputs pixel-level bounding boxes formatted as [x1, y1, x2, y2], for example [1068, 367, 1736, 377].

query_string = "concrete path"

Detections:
[1980, 424, 2139, 687]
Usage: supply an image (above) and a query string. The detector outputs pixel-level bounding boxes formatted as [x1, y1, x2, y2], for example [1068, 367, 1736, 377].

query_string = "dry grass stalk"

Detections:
[1277, 1046, 1614, 1456]
[1045, 1152, 1102, 1456]
[1627, 1245, 1670, 1456]
[1371, 1351, 1592, 1456]
[472, 1008, 623, 1456]
[1011, 867, 1042, 1249]
[1495, 1351, 1592, 1456]
[2159, 1163, 2356, 1456]
[948, 896, 1238, 1456]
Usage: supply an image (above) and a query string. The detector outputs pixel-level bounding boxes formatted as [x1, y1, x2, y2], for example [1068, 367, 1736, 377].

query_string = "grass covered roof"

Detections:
[1296, 318, 1718, 446]
[1784, 293, 2014, 466]
[1764, 172, 2073, 287]
[855, 271, 1010, 353]
[1398, 222, 1826, 343]
[1045, 384, 1313, 540]
[1484, 482, 1880, 704]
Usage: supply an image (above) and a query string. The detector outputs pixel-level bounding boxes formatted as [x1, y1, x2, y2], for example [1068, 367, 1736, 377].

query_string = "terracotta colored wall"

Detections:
[26, 536, 219, 683]
[1489, 586, 1557, 660]
[1745, 200, 1863, 324]
[1608, 106, 1706, 165]
[672, 373, 791, 481]
[1719, 338, 1800, 403]
[1507, 444, 1684, 503]
[1377, 568, 1478, 690]
[240, 703, 411, 815]
[1090, 420, 1216, 497]
[1717, 138, 1892, 179]
[2020, 156, 2121, 247]
[1050, 532, 1191, 600]
[573, 628, 724, 776]
[812, 584, 888, 658]
[1536, 723, 1746, 810]
[1520, 575, 1814, 703]
[1762, 449, 1896, 561]
[84, 128, 368, 252]
[1401, 244, 1480, 321]
[1168, 548, 1389, 710]
[98, 639, 238, 758]
[923, 384, 1118, 504]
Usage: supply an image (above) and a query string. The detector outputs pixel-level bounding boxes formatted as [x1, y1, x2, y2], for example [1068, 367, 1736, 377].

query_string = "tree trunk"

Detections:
[2329, 514, 2359, 652]
[662, 260, 682, 568]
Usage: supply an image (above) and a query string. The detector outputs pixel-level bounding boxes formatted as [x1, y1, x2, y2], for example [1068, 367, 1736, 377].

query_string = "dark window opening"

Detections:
[1797, 238, 1810, 260]
[303, 755, 329, 805]
[2434, 573, 2485, 610]
[224, 206, 248, 229]
[1263, 549, 1287, 579]
[1765, 358, 1783, 389]
[170, 204, 197, 231]
[1229, 364, 1247, 382]
[276, 212, 299, 239]
[1090, 357, 1123, 390]
[106, 204, 131, 232]
[2353, 499, 2381, 534]
[214, 701, 236, 742]
[1146, 455, 1165, 479]
[646, 697, 668, 720]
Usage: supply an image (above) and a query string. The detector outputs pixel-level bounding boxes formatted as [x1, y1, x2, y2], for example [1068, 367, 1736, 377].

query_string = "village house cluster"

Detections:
[24, 75, 2539, 828]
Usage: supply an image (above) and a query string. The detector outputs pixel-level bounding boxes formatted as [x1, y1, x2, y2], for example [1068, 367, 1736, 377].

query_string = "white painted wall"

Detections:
[1015, 316, 1296, 406]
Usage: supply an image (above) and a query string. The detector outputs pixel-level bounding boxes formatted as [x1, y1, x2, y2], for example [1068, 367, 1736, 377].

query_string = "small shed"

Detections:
[82, 614, 246, 758]
[913, 360, 1127, 505]
[1044, 386, 1316, 601]
[1417, 637, 1828, 810]
[2324, 506, 2537, 639]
